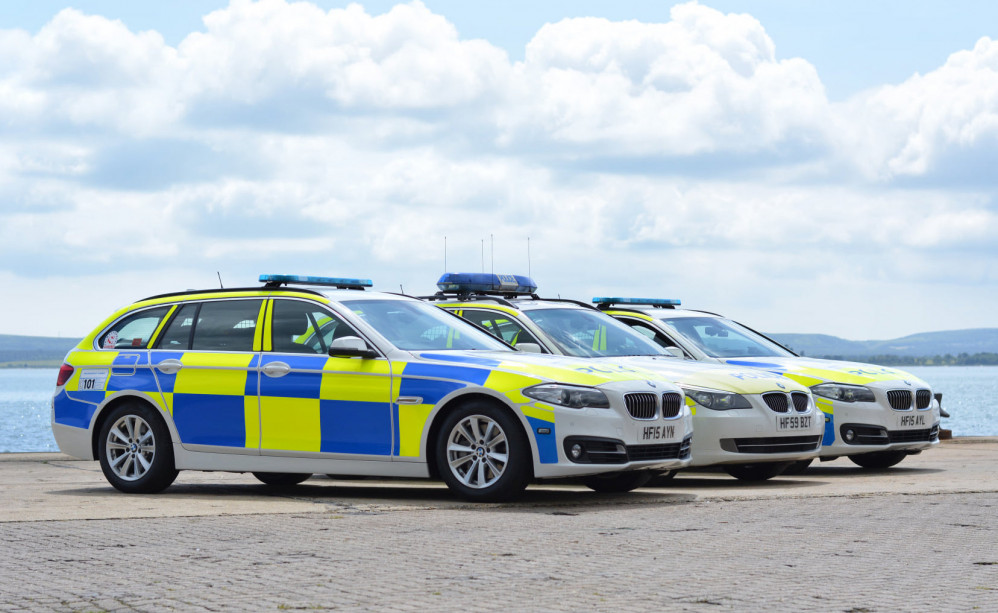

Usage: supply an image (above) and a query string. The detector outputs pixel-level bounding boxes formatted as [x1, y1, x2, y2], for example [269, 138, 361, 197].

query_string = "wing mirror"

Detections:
[328, 336, 378, 359]
[516, 342, 542, 353]
[665, 346, 685, 359]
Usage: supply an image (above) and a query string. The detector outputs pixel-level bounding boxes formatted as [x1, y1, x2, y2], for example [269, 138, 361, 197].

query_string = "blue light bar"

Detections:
[436, 272, 538, 295]
[260, 274, 373, 290]
[592, 297, 682, 307]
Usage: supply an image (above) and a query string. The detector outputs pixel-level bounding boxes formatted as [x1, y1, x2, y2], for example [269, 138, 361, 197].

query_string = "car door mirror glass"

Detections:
[516, 342, 542, 353]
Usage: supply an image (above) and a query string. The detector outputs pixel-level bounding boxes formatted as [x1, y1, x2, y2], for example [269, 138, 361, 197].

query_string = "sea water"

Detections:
[1, 366, 995, 453]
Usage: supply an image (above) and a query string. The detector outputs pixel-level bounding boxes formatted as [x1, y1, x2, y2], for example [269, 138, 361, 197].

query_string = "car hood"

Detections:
[599, 356, 810, 394]
[719, 356, 930, 389]
[407, 350, 680, 389]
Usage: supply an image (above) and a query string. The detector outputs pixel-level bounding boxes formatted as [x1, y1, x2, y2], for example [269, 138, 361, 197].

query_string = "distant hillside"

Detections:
[0, 334, 80, 367]
[769, 328, 998, 360]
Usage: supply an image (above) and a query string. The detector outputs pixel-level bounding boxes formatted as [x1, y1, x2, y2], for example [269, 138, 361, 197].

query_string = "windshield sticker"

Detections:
[103, 331, 119, 349]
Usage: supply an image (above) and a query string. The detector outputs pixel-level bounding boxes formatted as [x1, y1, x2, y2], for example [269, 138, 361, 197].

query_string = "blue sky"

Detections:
[1, 1, 996, 339]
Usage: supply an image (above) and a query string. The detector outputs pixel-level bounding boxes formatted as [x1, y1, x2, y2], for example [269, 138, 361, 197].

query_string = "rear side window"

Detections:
[98, 306, 171, 350]
[155, 300, 263, 352]
[270, 300, 353, 354]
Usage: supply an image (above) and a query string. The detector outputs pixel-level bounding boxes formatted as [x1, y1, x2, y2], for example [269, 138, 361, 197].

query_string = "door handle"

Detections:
[156, 359, 183, 375]
[262, 361, 291, 377]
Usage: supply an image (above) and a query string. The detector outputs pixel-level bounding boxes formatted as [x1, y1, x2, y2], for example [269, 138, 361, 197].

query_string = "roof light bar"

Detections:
[437, 272, 538, 295]
[592, 297, 682, 308]
[260, 274, 373, 290]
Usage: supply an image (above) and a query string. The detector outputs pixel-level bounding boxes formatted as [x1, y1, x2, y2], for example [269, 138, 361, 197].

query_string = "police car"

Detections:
[50, 275, 695, 502]
[427, 273, 823, 481]
[595, 297, 941, 471]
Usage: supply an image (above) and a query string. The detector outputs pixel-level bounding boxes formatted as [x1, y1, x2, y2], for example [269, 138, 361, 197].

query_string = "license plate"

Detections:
[897, 413, 929, 429]
[639, 424, 678, 441]
[776, 414, 812, 431]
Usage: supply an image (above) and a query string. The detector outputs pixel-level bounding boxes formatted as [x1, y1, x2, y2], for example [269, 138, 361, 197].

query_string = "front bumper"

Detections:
[814, 395, 941, 457]
[689, 394, 824, 467]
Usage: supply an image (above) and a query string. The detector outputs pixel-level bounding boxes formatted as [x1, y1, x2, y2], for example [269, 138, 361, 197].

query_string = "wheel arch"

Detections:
[424, 391, 536, 481]
[90, 392, 174, 459]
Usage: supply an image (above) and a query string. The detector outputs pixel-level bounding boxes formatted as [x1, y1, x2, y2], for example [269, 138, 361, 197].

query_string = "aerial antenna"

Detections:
[527, 236, 531, 278]
[490, 234, 494, 277]
[481, 239, 485, 273]
[443, 236, 447, 272]
[217, 272, 224, 288]
[400, 284, 404, 294]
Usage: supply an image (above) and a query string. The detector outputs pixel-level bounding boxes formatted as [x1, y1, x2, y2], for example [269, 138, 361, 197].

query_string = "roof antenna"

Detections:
[443, 236, 447, 272]
[527, 236, 531, 278]
[490, 233, 494, 277]
[217, 272, 224, 288]
[481, 239, 485, 273]
[400, 284, 404, 294]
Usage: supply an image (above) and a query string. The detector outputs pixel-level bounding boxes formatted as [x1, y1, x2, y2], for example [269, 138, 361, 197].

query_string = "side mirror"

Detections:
[516, 342, 542, 353]
[665, 346, 685, 359]
[328, 336, 378, 359]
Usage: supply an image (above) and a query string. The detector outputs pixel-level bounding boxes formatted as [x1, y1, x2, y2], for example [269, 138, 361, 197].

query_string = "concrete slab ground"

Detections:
[1, 438, 996, 611]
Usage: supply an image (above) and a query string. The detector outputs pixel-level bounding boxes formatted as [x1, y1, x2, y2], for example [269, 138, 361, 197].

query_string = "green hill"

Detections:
[769, 328, 998, 363]
[0, 334, 80, 367]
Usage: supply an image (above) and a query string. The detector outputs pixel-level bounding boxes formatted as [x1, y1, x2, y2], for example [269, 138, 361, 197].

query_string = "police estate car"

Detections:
[595, 297, 941, 471]
[427, 274, 823, 481]
[51, 275, 695, 501]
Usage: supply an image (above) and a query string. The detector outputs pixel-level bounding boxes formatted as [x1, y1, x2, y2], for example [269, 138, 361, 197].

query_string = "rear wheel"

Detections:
[435, 402, 531, 502]
[723, 461, 791, 481]
[98, 402, 178, 494]
[582, 470, 653, 493]
[253, 472, 312, 486]
[782, 459, 814, 475]
[849, 450, 908, 469]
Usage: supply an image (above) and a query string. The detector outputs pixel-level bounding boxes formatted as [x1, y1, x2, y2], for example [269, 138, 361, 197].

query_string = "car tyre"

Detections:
[723, 461, 791, 481]
[582, 470, 653, 493]
[782, 459, 814, 475]
[98, 402, 178, 494]
[848, 450, 908, 469]
[435, 401, 531, 502]
[253, 472, 312, 486]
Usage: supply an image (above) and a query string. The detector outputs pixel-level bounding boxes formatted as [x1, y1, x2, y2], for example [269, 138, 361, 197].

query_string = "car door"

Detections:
[150, 298, 265, 452]
[258, 298, 393, 457]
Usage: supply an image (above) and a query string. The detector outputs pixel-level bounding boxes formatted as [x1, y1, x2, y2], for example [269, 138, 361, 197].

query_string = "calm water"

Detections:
[1, 366, 996, 453]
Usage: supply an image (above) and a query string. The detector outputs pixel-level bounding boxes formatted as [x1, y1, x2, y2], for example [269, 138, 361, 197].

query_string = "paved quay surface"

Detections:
[1, 438, 996, 612]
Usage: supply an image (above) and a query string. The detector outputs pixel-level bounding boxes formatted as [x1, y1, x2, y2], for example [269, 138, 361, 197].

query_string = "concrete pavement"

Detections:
[1, 438, 996, 611]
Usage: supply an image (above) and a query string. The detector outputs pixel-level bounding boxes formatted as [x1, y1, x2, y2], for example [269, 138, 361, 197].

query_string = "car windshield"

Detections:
[658, 316, 794, 358]
[343, 299, 510, 352]
[523, 307, 670, 358]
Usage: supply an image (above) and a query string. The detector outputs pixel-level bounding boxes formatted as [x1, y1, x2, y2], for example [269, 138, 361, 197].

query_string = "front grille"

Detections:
[791, 392, 810, 413]
[888, 426, 939, 443]
[626, 435, 693, 461]
[661, 393, 682, 418]
[726, 435, 822, 454]
[887, 390, 913, 410]
[624, 393, 658, 420]
[763, 393, 790, 413]
[915, 389, 932, 409]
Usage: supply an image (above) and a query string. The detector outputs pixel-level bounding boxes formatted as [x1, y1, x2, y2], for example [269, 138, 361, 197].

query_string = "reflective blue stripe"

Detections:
[53, 389, 98, 429]
[402, 363, 491, 386]
[398, 378, 466, 405]
[320, 399, 392, 455]
[173, 393, 246, 447]
[526, 416, 558, 463]
[418, 353, 504, 368]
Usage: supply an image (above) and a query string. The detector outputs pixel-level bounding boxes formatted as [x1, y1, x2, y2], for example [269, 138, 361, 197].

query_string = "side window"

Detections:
[271, 300, 352, 355]
[626, 320, 677, 349]
[98, 306, 171, 350]
[191, 300, 263, 352]
[156, 304, 198, 349]
[460, 309, 540, 347]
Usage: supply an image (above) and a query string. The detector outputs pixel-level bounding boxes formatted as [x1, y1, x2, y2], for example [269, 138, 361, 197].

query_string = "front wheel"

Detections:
[582, 470, 653, 493]
[723, 462, 791, 481]
[98, 402, 178, 494]
[435, 402, 531, 502]
[253, 472, 312, 486]
[849, 450, 908, 469]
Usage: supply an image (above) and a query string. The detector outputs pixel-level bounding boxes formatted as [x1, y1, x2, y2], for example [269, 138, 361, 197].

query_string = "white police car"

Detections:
[427, 273, 823, 481]
[51, 275, 696, 502]
[596, 297, 941, 471]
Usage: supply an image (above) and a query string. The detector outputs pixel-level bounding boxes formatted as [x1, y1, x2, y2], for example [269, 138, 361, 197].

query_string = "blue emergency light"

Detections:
[260, 274, 373, 290]
[592, 297, 682, 308]
[436, 273, 538, 295]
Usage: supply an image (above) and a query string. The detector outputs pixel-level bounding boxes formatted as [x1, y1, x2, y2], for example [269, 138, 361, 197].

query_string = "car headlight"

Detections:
[680, 387, 752, 410]
[523, 383, 610, 409]
[811, 383, 876, 403]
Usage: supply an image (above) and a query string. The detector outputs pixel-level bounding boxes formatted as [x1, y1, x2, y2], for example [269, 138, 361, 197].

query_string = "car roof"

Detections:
[438, 295, 593, 313]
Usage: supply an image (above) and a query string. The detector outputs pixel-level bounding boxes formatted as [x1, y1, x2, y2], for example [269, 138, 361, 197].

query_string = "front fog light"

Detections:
[844, 428, 856, 442]
[570, 444, 583, 460]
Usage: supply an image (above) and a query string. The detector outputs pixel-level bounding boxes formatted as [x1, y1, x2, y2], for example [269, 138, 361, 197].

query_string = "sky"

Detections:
[1, 1, 996, 340]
